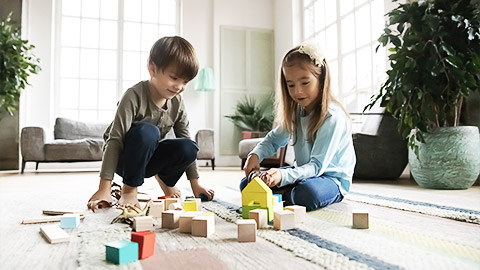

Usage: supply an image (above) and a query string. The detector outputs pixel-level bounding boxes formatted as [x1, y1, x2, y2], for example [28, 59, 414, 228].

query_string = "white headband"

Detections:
[298, 42, 325, 67]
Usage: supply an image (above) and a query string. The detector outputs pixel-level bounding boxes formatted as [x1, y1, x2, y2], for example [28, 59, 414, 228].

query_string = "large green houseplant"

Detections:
[366, 0, 480, 189]
[0, 13, 40, 121]
[225, 96, 274, 139]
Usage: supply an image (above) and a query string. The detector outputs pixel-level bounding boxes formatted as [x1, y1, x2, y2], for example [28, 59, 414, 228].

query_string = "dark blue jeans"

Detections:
[115, 122, 198, 187]
[240, 168, 344, 211]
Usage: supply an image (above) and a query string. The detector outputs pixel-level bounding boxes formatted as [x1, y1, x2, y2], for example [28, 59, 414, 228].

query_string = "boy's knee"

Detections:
[178, 139, 198, 163]
[291, 184, 320, 211]
[129, 122, 160, 145]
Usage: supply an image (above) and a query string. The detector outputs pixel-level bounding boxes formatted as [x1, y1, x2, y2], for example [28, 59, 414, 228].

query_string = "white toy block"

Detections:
[162, 210, 182, 229]
[133, 216, 154, 232]
[40, 224, 70, 244]
[273, 210, 295, 230]
[191, 212, 215, 237]
[165, 198, 180, 210]
[248, 208, 268, 229]
[60, 213, 80, 228]
[284, 205, 306, 224]
[148, 201, 165, 217]
[179, 211, 201, 233]
[352, 210, 369, 229]
[168, 202, 183, 210]
[237, 219, 257, 242]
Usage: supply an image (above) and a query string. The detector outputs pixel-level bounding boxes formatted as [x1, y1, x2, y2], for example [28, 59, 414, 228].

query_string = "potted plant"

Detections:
[366, 0, 480, 189]
[0, 12, 40, 121]
[225, 96, 274, 139]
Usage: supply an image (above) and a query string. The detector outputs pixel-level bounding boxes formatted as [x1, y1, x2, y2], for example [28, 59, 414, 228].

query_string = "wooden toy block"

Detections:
[179, 211, 201, 233]
[60, 213, 80, 229]
[131, 231, 155, 259]
[272, 194, 282, 203]
[243, 205, 273, 222]
[352, 210, 369, 229]
[133, 216, 154, 232]
[137, 193, 152, 202]
[42, 209, 84, 215]
[148, 201, 164, 217]
[237, 219, 257, 242]
[165, 198, 180, 210]
[168, 202, 183, 210]
[284, 205, 307, 224]
[162, 210, 182, 229]
[40, 224, 70, 244]
[249, 208, 268, 229]
[273, 200, 284, 212]
[183, 198, 201, 211]
[158, 195, 172, 200]
[242, 177, 274, 221]
[22, 214, 85, 224]
[273, 210, 295, 230]
[191, 213, 215, 237]
[105, 240, 138, 265]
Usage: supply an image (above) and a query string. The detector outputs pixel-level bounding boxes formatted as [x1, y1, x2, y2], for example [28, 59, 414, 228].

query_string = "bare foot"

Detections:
[155, 175, 182, 198]
[190, 178, 215, 201]
[118, 184, 140, 208]
[87, 179, 113, 212]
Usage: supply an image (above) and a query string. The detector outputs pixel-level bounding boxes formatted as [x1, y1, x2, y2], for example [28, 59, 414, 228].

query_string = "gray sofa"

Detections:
[21, 118, 109, 173]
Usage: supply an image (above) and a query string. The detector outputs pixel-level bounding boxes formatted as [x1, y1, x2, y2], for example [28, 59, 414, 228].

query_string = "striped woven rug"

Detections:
[204, 195, 480, 270]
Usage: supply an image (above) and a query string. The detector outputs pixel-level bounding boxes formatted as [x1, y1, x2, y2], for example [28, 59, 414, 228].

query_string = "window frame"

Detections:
[53, 0, 181, 122]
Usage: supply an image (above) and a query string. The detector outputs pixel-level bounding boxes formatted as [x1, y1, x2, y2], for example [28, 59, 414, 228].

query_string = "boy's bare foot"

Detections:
[190, 178, 215, 201]
[118, 184, 140, 208]
[155, 175, 182, 198]
[87, 179, 113, 212]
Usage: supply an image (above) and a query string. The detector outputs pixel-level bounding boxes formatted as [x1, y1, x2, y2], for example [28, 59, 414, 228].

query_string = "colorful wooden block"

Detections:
[133, 216, 154, 232]
[284, 205, 306, 224]
[273, 200, 284, 212]
[131, 231, 155, 259]
[40, 224, 70, 244]
[237, 219, 257, 242]
[191, 213, 215, 237]
[148, 201, 164, 217]
[183, 198, 201, 211]
[105, 240, 138, 265]
[352, 210, 369, 229]
[272, 194, 282, 203]
[242, 177, 273, 221]
[179, 211, 201, 233]
[273, 210, 295, 230]
[60, 213, 80, 229]
[162, 210, 182, 229]
[248, 208, 268, 229]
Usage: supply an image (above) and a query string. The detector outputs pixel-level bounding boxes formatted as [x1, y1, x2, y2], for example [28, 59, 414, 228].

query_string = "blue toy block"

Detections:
[273, 194, 282, 203]
[60, 214, 80, 228]
[105, 240, 138, 265]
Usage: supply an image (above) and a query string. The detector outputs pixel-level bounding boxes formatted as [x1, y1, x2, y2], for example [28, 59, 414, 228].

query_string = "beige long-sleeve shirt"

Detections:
[100, 80, 199, 180]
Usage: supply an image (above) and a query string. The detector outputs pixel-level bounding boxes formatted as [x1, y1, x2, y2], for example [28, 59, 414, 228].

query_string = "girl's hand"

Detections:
[244, 154, 260, 178]
[264, 168, 282, 187]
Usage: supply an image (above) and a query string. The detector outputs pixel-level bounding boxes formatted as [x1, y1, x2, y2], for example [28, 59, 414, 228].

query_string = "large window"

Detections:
[303, 0, 386, 114]
[55, 0, 179, 122]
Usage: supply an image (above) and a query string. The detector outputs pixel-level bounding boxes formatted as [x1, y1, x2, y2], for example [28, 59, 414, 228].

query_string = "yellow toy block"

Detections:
[242, 177, 273, 209]
[183, 201, 197, 212]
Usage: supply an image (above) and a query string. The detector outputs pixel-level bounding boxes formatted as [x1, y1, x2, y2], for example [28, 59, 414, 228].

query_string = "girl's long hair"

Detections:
[275, 46, 349, 143]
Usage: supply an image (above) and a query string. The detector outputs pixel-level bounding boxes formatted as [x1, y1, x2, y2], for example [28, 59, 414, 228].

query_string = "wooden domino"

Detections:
[40, 224, 70, 244]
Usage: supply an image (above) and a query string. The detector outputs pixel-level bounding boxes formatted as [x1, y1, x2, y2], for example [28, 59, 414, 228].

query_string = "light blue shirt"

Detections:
[251, 103, 356, 195]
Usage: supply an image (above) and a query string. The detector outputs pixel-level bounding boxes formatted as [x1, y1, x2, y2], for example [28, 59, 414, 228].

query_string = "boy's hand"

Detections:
[263, 168, 282, 187]
[244, 154, 260, 178]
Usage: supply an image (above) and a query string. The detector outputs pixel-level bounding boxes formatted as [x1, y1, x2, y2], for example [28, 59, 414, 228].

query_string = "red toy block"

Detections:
[158, 195, 172, 199]
[131, 231, 156, 259]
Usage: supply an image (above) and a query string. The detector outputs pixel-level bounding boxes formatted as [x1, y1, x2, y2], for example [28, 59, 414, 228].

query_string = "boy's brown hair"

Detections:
[148, 36, 199, 81]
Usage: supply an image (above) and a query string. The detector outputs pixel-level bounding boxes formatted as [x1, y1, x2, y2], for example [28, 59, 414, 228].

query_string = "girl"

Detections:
[242, 43, 356, 211]
[88, 36, 214, 211]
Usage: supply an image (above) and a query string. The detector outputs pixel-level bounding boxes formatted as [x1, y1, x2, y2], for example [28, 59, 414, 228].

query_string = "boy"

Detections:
[88, 36, 214, 211]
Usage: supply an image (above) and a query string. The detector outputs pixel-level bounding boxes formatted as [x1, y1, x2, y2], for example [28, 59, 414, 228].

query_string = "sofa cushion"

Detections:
[54, 118, 109, 140]
[44, 139, 104, 161]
